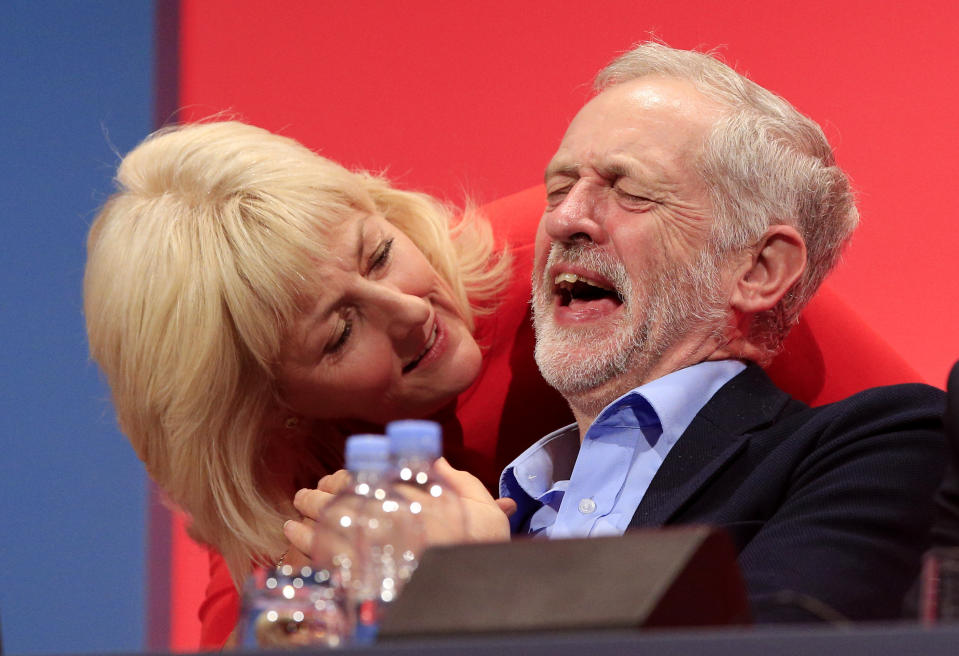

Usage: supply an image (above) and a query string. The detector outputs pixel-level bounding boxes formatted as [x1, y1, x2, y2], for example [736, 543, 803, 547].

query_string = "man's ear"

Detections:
[730, 225, 806, 314]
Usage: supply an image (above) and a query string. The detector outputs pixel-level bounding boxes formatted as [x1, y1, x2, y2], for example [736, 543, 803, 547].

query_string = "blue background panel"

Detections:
[0, 2, 154, 653]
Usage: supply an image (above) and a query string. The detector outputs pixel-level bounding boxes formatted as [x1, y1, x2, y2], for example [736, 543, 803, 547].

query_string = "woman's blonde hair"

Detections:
[84, 121, 509, 584]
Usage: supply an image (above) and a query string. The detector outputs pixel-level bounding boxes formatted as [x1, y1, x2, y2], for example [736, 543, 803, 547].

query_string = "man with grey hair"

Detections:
[498, 42, 945, 622]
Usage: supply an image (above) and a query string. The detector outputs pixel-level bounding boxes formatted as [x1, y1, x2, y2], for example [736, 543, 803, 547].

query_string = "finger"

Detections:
[316, 469, 351, 494]
[495, 497, 517, 517]
[284, 544, 311, 570]
[283, 519, 314, 557]
[433, 457, 495, 503]
[293, 488, 335, 519]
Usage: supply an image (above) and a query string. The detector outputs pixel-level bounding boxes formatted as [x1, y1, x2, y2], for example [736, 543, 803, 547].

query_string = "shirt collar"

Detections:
[618, 359, 746, 445]
[514, 426, 577, 494]
[499, 359, 746, 530]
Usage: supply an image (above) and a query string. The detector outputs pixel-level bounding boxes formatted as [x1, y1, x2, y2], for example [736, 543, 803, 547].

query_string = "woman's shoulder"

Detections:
[480, 186, 545, 249]
[198, 549, 240, 649]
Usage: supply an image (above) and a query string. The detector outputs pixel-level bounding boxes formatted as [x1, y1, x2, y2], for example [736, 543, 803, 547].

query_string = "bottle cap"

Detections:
[344, 434, 390, 473]
[386, 420, 442, 458]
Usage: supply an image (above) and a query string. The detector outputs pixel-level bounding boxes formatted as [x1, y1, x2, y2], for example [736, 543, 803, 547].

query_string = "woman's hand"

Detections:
[282, 461, 513, 558]
[279, 541, 312, 571]
[432, 457, 513, 543]
[283, 469, 353, 557]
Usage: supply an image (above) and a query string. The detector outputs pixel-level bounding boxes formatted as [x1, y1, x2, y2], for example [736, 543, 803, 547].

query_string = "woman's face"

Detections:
[276, 212, 483, 423]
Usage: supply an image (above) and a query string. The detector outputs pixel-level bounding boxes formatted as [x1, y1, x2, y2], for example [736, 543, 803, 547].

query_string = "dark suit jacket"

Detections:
[932, 360, 959, 547]
[628, 364, 945, 623]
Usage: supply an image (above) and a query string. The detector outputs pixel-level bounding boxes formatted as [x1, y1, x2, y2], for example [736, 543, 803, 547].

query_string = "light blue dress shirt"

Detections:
[500, 360, 746, 537]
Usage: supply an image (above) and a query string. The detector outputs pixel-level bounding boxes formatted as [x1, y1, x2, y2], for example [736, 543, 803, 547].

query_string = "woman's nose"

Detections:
[372, 285, 432, 345]
[543, 181, 609, 246]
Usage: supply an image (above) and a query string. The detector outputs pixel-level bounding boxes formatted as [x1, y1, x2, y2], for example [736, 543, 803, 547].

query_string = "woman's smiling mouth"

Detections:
[403, 322, 439, 374]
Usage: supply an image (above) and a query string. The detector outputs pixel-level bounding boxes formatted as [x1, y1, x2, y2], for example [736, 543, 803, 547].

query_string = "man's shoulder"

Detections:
[747, 381, 946, 472]
[797, 381, 945, 424]
[797, 383, 945, 454]
[724, 363, 944, 417]
[837, 381, 944, 401]
[711, 365, 945, 448]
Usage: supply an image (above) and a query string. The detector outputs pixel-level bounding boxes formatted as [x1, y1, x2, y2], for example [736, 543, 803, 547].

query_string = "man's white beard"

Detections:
[532, 242, 727, 401]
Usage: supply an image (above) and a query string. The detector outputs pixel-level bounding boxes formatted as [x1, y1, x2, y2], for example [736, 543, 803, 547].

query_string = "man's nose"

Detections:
[543, 181, 609, 245]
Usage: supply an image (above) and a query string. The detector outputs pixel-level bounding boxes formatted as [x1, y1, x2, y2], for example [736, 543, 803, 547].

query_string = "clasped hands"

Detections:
[282, 458, 515, 568]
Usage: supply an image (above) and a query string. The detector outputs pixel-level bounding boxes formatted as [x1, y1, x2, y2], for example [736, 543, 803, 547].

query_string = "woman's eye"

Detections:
[326, 316, 353, 354]
[368, 238, 394, 273]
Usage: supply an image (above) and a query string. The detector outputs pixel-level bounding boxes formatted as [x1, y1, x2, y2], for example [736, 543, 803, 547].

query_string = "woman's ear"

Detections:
[730, 224, 806, 314]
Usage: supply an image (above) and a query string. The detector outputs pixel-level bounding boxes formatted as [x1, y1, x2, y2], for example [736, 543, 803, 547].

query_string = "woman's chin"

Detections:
[396, 326, 483, 419]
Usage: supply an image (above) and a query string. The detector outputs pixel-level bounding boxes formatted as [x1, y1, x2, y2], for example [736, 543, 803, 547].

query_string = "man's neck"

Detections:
[567, 354, 744, 441]
[560, 325, 748, 440]
[567, 370, 665, 439]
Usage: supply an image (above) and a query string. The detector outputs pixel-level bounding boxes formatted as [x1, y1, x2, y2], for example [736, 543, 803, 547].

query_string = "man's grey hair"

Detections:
[596, 42, 859, 361]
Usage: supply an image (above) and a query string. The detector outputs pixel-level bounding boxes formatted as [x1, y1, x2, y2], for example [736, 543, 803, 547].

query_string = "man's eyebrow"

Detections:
[600, 162, 633, 179]
[544, 159, 647, 184]
[544, 161, 579, 183]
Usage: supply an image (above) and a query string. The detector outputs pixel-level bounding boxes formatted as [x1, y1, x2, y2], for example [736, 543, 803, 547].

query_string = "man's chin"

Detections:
[535, 340, 617, 395]
[535, 356, 634, 421]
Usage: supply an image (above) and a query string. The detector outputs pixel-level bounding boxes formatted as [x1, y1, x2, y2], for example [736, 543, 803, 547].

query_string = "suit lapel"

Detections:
[630, 364, 792, 528]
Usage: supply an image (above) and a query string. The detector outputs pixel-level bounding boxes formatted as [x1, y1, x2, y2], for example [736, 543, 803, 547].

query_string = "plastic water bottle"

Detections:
[311, 434, 424, 644]
[386, 420, 468, 545]
[238, 563, 347, 648]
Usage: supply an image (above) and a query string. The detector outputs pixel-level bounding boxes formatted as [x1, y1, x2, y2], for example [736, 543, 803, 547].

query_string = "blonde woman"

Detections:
[84, 121, 571, 646]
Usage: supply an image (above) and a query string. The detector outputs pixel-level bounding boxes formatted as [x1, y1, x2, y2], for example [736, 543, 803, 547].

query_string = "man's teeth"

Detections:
[553, 272, 613, 290]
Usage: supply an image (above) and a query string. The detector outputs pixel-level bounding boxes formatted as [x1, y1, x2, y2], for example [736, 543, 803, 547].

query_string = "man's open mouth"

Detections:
[553, 272, 623, 308]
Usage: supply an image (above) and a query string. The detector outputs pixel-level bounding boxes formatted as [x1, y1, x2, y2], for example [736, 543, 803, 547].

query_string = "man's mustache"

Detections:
[543, 242, 632, 296]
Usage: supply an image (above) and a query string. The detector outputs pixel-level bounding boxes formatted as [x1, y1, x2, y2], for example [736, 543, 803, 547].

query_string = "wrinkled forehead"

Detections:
[557, 76, 725, 166]
[295, 207, 369, 274]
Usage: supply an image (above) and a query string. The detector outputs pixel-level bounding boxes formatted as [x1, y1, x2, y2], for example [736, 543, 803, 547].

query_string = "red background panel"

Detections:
[176, 0, 959, 388]
[169, 1, 959, 649]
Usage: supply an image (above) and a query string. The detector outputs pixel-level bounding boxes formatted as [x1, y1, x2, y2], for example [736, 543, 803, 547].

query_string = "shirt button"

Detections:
[578, 498, 597, 514]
